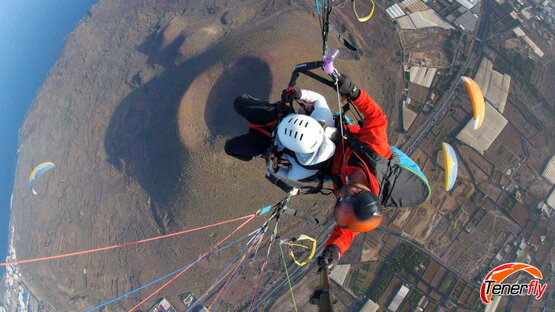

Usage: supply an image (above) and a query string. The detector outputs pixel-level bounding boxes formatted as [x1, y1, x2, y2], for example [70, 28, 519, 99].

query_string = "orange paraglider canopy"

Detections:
[461, 76, 485, 130]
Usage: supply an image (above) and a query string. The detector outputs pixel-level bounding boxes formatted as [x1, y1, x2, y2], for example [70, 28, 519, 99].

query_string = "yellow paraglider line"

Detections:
[352, 0, 375, 22]
[279, 234, 317, 266]
[283, 242, 311, 249]
[278, 243, 299, 312]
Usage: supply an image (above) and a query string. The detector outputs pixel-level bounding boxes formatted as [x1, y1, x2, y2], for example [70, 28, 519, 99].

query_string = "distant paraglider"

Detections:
[461, 76, 485, 130]
[441, 143, 458, 191]
[29, 162, 55, 195]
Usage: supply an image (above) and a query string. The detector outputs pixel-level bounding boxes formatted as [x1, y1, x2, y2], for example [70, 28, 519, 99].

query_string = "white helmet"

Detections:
[277, 114, 324, 154]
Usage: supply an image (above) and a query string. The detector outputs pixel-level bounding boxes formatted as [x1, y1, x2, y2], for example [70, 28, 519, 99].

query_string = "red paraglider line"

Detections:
[0, 214, 256, 266]
[208, 247, 252, 310]
[127, 215, 257, 312]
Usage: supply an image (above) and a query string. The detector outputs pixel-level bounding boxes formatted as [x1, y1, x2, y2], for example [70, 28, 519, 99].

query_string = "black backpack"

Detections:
[343, 132, 431, 207]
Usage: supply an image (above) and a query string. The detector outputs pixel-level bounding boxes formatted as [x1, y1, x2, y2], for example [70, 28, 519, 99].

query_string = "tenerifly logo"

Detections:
[480, 262, 547, 304]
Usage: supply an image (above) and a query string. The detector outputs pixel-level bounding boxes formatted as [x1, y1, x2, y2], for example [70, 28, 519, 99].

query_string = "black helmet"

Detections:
[334, 189, 382, 232]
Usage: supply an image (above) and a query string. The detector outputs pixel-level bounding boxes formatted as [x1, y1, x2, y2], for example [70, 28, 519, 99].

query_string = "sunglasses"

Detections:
[335, 195, 354, 207]
[335, 183, 367, 207]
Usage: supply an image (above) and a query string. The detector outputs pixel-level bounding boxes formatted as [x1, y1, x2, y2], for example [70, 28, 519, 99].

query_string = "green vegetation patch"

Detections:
[466, 289, 480, 308]
[367, 263, 394, 300]
[407, 101, 423, 113]
[400, 268, 417, 283]
[450, 280, 465, 301]
[368, 243, 430, 300]
[393, 242, 429, 275]
[349, 270, 360, 289]
[399, 289, 423, 312]
[455, 284, 479, 308]
[349, 269, 368, 297]
[439, 272, 456, 295]
[503, 196, 516, 214]
[362, 262, 371, 272]
[414, 258, 430, 276]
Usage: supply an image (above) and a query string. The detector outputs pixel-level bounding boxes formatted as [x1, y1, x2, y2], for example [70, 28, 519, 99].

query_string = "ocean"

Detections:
[0, 0, 97, 274]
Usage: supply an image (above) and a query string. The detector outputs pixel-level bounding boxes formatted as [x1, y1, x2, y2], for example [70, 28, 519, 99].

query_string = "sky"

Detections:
[0, 0, 97, 272]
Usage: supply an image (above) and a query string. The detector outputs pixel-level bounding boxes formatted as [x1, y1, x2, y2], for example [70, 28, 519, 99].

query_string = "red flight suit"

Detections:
[324, 89, 392, 256]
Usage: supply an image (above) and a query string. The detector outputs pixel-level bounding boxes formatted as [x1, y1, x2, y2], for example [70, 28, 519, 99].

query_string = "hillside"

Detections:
[8, 0, 401, 310]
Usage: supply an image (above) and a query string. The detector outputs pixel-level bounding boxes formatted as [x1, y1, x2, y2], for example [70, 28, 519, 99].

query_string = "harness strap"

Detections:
[351, 151, 374, 186]
[341, 130, 401, 200]
[248, 120, 278, 136]
[265, 159, 333, 195]
[282, 149, 331, 171]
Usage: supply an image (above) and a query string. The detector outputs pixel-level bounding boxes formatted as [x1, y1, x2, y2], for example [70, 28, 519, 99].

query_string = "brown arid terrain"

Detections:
[7, 0, 401, 310]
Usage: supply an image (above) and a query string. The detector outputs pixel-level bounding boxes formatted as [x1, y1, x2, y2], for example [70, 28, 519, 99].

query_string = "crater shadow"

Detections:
[104, 68, 186, 208]
[204, 57, 272, 137]
[104, 30, 274, 210]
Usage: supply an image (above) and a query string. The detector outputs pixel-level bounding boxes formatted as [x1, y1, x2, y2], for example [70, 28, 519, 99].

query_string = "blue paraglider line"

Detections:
[83, 231, 256, 312]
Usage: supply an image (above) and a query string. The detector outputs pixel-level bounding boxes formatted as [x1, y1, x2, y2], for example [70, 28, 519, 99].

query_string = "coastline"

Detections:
[0, 1, 97, 310]
[0, 150, 44, 311]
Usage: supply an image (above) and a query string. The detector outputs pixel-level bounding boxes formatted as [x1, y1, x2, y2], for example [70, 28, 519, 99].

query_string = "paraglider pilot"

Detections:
[225, 76, 429, 270]
[317, 76, 430, 269]
[225, 88, 337, 182]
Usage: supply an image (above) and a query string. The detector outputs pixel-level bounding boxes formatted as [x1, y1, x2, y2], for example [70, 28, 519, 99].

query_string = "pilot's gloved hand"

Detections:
[281, 86, 302, 102]
[338, 75, 360, 100]
[298, 103, 313, 115]
[317, 245, 340, 270]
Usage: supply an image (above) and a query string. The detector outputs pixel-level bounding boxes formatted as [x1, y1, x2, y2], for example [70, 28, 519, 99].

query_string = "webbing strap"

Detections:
[248, 120, 278, 136]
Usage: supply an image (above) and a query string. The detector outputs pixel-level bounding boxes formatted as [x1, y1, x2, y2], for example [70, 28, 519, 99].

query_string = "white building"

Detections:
[456, 0, 479, 10]
[388, 285, 410, 312]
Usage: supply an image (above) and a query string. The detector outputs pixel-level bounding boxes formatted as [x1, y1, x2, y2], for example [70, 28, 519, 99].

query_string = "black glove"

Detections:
[338, 75, 360, 100]
[317, 245, 340, 270]
[281, 86, 302, 102]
